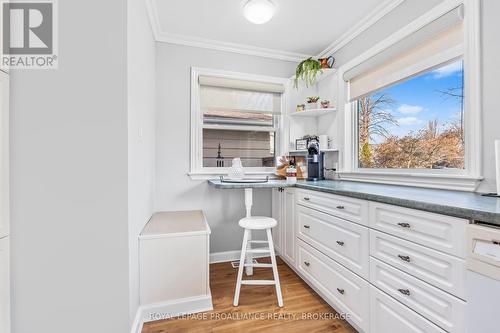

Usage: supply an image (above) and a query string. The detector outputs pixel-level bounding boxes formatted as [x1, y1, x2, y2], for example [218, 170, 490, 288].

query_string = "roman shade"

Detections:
[199, 76, 283, 117]
[346, 5, 464, 101]
[198, 75, 285, 93]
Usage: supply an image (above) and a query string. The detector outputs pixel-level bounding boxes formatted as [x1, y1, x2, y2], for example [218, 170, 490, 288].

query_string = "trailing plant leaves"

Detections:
[294, 58, 323, 89]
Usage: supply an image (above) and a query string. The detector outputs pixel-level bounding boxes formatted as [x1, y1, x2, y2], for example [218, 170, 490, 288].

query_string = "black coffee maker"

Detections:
[306, 138, 325, 181]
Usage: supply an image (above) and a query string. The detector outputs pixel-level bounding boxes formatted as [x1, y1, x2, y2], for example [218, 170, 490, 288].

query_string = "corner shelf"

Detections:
[290, 108, 336, 117]
[291, 68, 337, 85]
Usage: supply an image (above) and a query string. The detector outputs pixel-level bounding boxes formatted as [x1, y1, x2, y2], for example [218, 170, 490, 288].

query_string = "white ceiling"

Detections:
[151, 0, 388, 59]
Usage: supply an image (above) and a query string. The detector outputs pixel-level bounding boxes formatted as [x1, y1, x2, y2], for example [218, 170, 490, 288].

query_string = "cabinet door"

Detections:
[271, 188, 283, 254]
[0, 71, 8, 239]
[283, 188, 295, 264]
[0, 237, 10, 333]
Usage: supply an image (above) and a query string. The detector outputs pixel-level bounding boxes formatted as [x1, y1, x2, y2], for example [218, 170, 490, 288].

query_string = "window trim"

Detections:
[190, 67, 289, 179]
[337, 0, 483, 191]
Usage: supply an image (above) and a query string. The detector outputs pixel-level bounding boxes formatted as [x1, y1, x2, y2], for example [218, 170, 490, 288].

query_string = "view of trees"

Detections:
[358, 93, 465, 170]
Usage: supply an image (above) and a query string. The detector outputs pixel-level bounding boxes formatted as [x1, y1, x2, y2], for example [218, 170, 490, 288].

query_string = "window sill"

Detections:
[188, 171, 276, 181]
[338, 171, 483, 192]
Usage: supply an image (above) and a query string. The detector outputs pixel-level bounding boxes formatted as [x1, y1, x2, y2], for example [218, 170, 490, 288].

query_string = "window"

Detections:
[190, 68, 285, 176]
[357, 59, 464, 170]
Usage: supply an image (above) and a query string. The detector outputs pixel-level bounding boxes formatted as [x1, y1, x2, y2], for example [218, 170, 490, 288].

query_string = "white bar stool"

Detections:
[233, 216, 283, 307]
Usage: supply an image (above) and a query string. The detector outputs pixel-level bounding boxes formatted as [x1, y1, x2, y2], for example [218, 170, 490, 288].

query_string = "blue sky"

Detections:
[370, 60, 464, 143]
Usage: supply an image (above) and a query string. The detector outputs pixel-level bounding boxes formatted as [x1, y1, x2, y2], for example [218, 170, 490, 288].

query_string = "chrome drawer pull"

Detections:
[304, 197, 310, 201]
[398, 255, 411, 262]
[337, 288, 345, 295]
[303, 225, 310, 229]
[336, 205, 345, 209]
[397, 222, 411, 228]
[398, 288, 411, 296]
[336, 241, 345, 246]
[304, 261, 310, 266]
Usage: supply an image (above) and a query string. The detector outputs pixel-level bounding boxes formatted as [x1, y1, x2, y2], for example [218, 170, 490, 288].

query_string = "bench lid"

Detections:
[140, 210, 210, 238]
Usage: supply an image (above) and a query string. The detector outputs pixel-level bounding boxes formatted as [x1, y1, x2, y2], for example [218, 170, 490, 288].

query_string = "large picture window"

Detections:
[357, 59, 464, 170]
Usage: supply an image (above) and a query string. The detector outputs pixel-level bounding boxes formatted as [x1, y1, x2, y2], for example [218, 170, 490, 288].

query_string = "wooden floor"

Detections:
[142, 257, 357, 333]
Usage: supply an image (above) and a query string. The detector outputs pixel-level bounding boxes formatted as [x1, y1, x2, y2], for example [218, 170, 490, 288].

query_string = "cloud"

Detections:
[398, 117, 423, 126]
[397, 104, 424, 114]
[432, 61, 462, 79]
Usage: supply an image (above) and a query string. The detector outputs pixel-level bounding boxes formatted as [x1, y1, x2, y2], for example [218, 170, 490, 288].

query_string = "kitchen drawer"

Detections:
[297, 239, 369, 332]
[369, 202, 467, 258]
[296, 189, 368, 226]
[370, 257, 466, 333]
[370, 230, 466, 299]
[297, 205, 369, 279]
[370, 285, 447, 333]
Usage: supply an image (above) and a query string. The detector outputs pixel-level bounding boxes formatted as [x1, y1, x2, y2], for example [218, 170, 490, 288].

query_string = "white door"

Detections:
[283, 188, 295, 264]
[0, 237, 10, 333]
[0, 71, 8, 239]
[271, 188, 283, 254]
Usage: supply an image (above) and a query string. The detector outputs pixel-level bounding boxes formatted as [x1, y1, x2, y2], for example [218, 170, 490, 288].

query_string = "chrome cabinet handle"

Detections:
[337, 288, 345, 295]
[304, 197, 310, 201]
[336, 205, 345, 209]
[398, 255, 411, 262]
[398, 288, 411, 296]
[336, 241, 345, 246]
[304, 225, 310, 229]
[304, 261, 310, 266]
[397, 222, 411, 228]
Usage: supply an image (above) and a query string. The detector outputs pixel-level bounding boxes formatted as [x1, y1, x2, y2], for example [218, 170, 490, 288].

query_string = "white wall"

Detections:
[333, 0, 500, 192]
[10, 1, 130, 333]
[155, 44, 296, 253]
[127, 0, 156, 324]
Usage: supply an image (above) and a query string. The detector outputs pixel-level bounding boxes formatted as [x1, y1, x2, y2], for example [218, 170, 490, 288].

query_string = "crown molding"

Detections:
[145, 0, 403, 63]
[156, 32, 311, 62]
[316, 0, 406, 58]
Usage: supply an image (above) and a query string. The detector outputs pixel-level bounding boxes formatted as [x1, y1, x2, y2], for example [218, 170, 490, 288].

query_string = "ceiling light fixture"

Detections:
[243, 0, 276, 25]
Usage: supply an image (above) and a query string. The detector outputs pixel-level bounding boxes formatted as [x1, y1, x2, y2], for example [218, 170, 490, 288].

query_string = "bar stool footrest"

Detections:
[241, 280, 276, 285]
[244, 263, 273, 268]
[246, 248, 270, 254]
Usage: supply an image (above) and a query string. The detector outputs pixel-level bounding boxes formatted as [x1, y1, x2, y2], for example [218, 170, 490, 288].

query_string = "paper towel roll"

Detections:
[319, 135, 329, 150]
[496, 140, 500, 195]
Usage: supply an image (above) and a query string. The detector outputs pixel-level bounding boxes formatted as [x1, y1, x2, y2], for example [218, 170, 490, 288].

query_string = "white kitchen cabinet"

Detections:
[370, 229, 466, 299]
[297, 238, 369, 332]
[271, 187, 295, 266]
[370, 285, 447, 333]
[296, 189, 369, 226]
[296, 204, 369, 279]
[0, 237, 10, 333]
[370, 257, 466, 333]
[0, 71, 8, 239]
[369, 202, 467, 258]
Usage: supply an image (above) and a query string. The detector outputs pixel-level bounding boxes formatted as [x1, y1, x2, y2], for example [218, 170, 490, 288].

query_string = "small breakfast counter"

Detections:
[208, 179, 500, 225]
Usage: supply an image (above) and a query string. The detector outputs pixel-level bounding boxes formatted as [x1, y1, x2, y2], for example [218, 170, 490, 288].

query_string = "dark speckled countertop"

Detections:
[208, 179, 500, 225]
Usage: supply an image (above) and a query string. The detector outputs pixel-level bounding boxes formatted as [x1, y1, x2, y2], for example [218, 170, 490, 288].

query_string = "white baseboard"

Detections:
[130, 293, 213, 333]
[209, 249, 270, 264]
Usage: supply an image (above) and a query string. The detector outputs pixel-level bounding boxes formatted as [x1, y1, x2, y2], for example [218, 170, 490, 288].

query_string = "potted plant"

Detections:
[306, 96, 320, 110]
[294, 58, 322, 89]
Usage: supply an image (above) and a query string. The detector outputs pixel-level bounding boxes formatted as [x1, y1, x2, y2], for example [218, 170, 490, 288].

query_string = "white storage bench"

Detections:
[139, 210, 212, 321]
